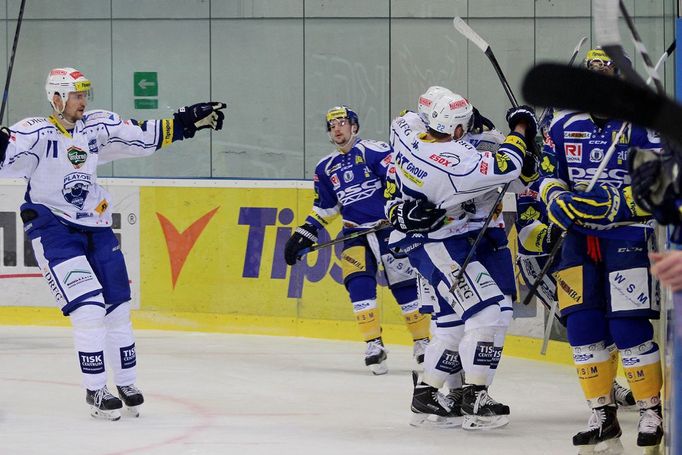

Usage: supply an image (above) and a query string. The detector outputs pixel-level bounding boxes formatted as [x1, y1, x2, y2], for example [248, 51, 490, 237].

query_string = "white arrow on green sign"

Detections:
[133, 72, 158, 96]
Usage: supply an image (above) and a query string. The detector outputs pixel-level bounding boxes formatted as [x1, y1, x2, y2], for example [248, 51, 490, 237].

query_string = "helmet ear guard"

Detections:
[45, 67, 92, 113]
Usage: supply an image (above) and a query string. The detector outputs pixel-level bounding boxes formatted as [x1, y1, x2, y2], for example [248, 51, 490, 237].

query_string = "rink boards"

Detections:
[0, 178, 572, 364]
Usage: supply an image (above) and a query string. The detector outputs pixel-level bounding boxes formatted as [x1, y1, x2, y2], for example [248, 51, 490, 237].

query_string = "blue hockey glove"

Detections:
[567, 184, 622, 222]
[546, 192, 577, 231]
[389, 199, 446, 233]
[174, 102, 226, 139]
[284, 223, 318, 265]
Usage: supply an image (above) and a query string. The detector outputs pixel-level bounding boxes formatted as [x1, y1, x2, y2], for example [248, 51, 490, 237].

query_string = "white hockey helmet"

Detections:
[45, 67, 92, 112]
[418, 86, 473, 136]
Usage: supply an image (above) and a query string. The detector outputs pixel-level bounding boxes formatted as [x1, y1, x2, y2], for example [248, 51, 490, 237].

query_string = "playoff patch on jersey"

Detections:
[62, 172, 92, 209]
[79, 350, 105, 374]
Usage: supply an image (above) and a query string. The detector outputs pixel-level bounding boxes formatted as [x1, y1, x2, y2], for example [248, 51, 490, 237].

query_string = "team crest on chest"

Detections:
[67, 146, 88, 169]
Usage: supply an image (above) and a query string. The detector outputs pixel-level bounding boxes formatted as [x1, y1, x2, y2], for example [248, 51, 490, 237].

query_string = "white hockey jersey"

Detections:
[386, 112, 526, 241]
[0, 111, 175, 228]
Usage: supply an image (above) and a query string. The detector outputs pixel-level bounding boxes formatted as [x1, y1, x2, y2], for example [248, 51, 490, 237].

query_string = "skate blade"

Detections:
[368, 361, 388, 375]
[593, 437, 624, 455]
[123, 405, 140, 418]
[461, 414, 509, 431]
[90, 406, 121, 421]
[410, 412, 462, 428]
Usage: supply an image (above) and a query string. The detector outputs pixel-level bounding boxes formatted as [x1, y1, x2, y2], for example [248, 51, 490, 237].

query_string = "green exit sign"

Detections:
[134, 72, 158, 96]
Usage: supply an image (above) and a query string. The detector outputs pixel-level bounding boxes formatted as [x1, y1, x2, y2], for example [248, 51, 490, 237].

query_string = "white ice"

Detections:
[0, 326, 647, 455]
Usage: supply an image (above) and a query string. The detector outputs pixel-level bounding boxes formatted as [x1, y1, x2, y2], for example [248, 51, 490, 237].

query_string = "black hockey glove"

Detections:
[0, 127, 9, 164]
[389, 199, 446, 233]
[629, 144, 682, 225]
[174, 102, 227, 139]
[520, 152, 540, 185]
[469, 107, 495, 134]
[506, 105, 538, 150]
[541, 222, 563, 254]
[284, 223, 318, 265]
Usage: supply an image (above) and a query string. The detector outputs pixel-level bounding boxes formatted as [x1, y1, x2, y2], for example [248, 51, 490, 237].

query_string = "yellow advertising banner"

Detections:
[140, 186, 406, 330]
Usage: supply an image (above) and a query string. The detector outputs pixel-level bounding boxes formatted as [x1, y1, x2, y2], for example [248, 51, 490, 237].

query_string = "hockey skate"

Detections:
[637, 405, 663, 453]
[364, 338, 388, 375]
[410, 371, 462, 428]
[117, 384, 144, 418]
[412, 337, 429, 365]
[612, 380, 636, 410]
[460, 385, 509, 430]
[572, 405, 623, 455]
[86, 386, 123, 421]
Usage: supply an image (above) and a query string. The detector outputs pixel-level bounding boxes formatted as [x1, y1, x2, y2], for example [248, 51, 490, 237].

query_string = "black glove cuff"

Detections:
[295, 224, 318, 243]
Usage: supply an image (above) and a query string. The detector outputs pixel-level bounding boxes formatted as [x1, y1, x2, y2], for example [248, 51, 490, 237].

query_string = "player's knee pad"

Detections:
[620, 340, 662, 407]
[70, 303, 107, 328]
[392, 285, 418, 308]
[459, 325, 496, 385]
[565, 309, 608, 346]
[104, 301, 131, 330]
[463, 304, 502, 332]
[496, 295, 513, 329]
[422, 331, 463, 388]
[346, 275, 376, 302]
[46, 255, 104, 316]
[572, 340, 614, 407]
[608, 318, 654, 349]
[69, 304, 107, 379]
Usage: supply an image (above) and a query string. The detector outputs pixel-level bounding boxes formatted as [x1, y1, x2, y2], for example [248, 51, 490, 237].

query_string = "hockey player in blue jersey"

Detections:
[540, 49, 663, 452]
[0, 67, 225, 420]
[283, 106, 429, 375]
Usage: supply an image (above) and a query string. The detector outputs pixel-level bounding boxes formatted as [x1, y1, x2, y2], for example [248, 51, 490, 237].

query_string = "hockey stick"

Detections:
[297, 220, 391, 258]
[536, 36, 588, 128]
[646, 40, 675, 86]
[0, 0, 26, 123]
[450, 17, 520, 286]
[618, 0, 665, 94]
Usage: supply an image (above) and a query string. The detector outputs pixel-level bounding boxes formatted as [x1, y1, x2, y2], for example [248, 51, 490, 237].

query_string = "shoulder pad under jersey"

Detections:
[357, 139, 390, 152]
[315, 150, 341, 176]
[83, 109, 121, 126]
[12, 116, 51, 134]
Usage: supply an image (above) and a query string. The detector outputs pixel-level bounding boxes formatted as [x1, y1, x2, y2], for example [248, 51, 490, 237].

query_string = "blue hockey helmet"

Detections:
[325, 105, 359, 132]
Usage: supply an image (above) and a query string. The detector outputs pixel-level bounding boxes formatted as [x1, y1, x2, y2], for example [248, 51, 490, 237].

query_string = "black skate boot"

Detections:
[446, 387, 463, 415]
[460, 384, 509, 430]
[117, 384, 144, 417]
[86, 386, 123, 421]
[572, 405, 623, 455]
[410, 372, 462, 428]
[364, 337, 388, 375]
[637, 405, 663, 449]
[612, 380, 636, 410]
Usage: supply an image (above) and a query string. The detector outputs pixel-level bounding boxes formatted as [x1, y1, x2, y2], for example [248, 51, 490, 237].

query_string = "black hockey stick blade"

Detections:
[522, 63, 682, 144]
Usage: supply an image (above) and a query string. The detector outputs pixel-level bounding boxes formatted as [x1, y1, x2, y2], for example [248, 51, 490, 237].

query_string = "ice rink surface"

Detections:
[0, 326, 648, 455]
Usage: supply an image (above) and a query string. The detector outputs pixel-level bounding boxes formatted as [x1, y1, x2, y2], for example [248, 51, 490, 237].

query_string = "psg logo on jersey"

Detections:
[67, 146, 88, 169]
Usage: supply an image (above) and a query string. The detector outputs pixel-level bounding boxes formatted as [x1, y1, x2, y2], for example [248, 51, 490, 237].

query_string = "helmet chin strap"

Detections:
[51, 94, 77, 128]
[328, 129, 358, 153]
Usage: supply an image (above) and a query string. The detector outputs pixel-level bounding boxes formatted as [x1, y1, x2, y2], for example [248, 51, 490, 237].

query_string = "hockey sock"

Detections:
[620, 341, 662, 409]
[460, 305, 500, 385]
[70, 302, 107, 391]
[572, 341, 615, 407]
[352, 299, 381, 341]
[104, 302, 137, 386]
[422, 326, 464, 388]
[487, 295, 513, 386]
[402, 307, 431, 341]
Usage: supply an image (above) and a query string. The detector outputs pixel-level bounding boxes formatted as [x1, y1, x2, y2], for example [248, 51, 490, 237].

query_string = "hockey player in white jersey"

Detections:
[0, 67, 225, 420]
[386, 86, 538, 429]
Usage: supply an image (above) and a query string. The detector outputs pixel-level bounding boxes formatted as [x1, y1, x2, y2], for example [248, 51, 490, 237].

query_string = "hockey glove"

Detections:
[540, 222, 563, 254]
[520, 152, 539, 185]
[388, 199, 446, 233]
[469, 107, 495, 134]
[0, 127, 9, 164]
[506, 105, 538, 150]
[284, 223, 318, 265]
[546, 192, 577, 231]
[567, 184, 623, 223]
[174, 102, 227, 139]
[629, 144, 682, 225]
